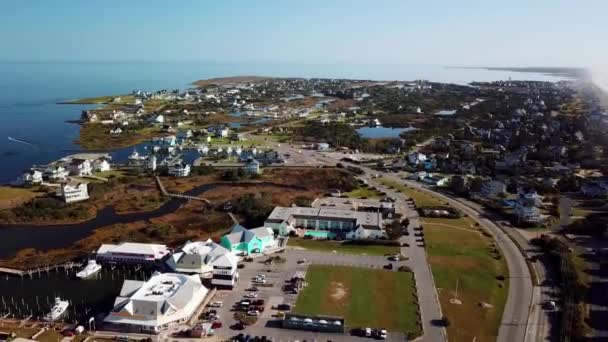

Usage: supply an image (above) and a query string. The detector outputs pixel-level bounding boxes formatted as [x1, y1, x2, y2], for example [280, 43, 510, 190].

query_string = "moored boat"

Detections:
[76, 260, 102, 279]
[44, 297, 69, 321]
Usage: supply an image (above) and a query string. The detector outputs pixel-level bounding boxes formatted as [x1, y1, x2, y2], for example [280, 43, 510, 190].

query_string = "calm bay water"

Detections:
[0, 62, 564, 183]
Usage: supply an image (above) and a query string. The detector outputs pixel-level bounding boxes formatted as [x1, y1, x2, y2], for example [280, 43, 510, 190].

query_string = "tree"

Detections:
[385, 220, 402, 240]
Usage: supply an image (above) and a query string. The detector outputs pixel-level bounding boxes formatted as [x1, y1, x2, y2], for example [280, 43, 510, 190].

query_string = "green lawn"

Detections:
[345, 186, 383, 199]
[379, 178, 445, 207]
[423, 217, 509, 342]
[288, 238, 399, 256]
[294, 265, 421, 335]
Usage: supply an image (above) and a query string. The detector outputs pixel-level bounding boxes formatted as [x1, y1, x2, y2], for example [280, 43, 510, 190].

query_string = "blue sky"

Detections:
[0, 0, 605, 68]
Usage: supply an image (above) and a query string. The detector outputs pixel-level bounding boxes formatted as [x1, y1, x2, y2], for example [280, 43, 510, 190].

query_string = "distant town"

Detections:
[1, 74, 607, 342]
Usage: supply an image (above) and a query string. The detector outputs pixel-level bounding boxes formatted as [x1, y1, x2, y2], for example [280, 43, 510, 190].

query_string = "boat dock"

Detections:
[0, 262, 80, 278]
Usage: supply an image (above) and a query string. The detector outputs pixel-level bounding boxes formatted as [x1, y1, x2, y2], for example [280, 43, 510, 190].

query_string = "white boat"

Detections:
[44, 297, 69, 321]
[76, 260, 102, 279]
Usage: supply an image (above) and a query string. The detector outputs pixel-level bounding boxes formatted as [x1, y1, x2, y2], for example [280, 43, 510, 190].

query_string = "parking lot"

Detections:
[205, 249, 408, 341]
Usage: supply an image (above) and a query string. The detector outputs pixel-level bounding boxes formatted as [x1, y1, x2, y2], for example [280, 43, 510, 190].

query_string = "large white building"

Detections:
[167, 239, 239, 288]
[104, 272, 209, 334]
[97, 242, 170, 264]
[265, 206, 383, 239]
[61, 181, 89, 203]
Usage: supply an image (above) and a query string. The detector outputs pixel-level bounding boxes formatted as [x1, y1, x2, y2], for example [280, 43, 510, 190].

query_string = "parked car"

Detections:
[209, 301, 223, 307]
[276, 303, 291, 311]
[211, 321, 222, 329]
[253, 299, 265, 306]
[383, 263, 393, 270]
[247, 310, 260, 316]
[246, 287, 259, 292]
[365, 327, 372, 337]
[297, 258, 307, 264]
[245, 292, 258, 299]
[378, 328, 387, 339]
[231, 323, 245, 331]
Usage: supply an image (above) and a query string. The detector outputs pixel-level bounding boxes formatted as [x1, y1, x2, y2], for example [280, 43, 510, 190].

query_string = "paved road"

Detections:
[365, 175, 447, 342]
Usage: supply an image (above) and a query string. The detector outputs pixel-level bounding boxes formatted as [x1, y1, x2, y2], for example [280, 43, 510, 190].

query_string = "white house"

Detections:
[44, 166, 69, 181]
[168, 163, 191, 177]
[155, 115, 165, 124]
[68, 159, 92, 176]
[93, 159, 111, 172]
[515, 204, 542, 224]
[110, 127, 123, 135]
[167, 239, 239, 288]
[243, 159, 260, 175]
[61, 181, 89, 203]
[317, 143, 330, 151]
[215, 127, 229, 138]
[103, 273, 209, 334]
[345, 226, 387, 240]
[148, 156, 157, 171]
[408, 152, 427, 165]
[18, 169, 43, 186]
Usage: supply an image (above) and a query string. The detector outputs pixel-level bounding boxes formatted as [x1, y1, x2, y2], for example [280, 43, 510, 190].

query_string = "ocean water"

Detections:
[0, 62, 566, 183]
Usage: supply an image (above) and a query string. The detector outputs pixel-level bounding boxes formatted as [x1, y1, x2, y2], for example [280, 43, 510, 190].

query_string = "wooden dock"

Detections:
[0, 262, 79, 277]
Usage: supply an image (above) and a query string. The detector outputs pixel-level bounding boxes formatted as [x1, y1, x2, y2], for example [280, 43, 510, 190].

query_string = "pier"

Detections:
[0, 262, 79, 277]
[154, 176, 211, 204]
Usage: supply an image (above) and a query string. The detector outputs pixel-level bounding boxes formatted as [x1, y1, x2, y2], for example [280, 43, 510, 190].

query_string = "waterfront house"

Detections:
[44, 165, 69, 181]
[220, 224, 277, 255]
[68, 158, 92, 177]
[93, 158, 111, 172]
[167, 239, 239, 289]
[18, 169, 43, 186]
[103, 272, 209, 334]
[61, 181, 89, 203]
[168, 163, 191, 177]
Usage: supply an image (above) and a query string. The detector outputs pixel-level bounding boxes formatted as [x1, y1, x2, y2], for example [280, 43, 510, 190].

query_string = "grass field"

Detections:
[423, 217, 509, 342]
[288, 238, 400, 256]
[379, 178, 445, 207]
[0, 186, 42, 209]
[345, 186, 383, 199]
[378, 177, 508, 341]
[294, 265, 421, 335]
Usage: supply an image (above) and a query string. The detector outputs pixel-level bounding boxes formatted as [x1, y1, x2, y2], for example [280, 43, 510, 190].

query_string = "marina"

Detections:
[0, 265, 151, 323]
